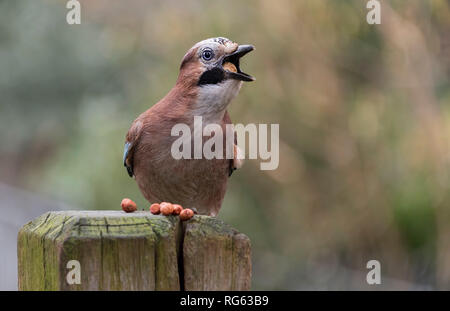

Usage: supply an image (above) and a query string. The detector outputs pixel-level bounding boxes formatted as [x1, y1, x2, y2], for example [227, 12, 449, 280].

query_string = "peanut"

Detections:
[121, 198, 137, 213]
[150, 203, 161, 215]
[179, 208, 194, 221]
[223, 62, 237, 73]
[172, 204, 183, 215]
[160, 202, 174, 215]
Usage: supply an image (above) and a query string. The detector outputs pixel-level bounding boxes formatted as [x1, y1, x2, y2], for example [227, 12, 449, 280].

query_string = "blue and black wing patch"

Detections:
[123, 142, 133, 177]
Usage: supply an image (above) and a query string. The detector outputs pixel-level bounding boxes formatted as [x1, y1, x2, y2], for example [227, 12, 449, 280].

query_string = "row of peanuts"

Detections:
[121, 198, 194, 221]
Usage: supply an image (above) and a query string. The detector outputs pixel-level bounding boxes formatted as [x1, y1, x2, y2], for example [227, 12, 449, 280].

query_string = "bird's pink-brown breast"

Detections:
[130, 102, 233, 216]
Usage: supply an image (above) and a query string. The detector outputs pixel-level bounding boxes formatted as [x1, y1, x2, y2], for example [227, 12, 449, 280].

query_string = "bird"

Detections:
[123, 37, 254, 216]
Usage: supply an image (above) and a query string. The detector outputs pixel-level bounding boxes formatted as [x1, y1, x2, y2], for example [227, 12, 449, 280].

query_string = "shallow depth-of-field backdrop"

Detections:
[1, 0, 450, 290]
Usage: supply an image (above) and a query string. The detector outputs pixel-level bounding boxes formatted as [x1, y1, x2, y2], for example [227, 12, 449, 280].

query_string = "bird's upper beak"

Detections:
[222, 44, 255, 82]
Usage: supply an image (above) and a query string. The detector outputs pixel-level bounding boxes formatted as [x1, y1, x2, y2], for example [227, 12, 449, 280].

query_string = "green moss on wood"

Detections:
[18, 211, 251, 291]
[18, 211, 181, 290]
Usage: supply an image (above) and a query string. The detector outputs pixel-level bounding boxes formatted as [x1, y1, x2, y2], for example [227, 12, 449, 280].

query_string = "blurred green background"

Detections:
[1, 0, 450, 289]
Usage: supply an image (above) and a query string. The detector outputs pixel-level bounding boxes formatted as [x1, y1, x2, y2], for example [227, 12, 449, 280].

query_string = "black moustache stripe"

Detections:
[198, 67, 225, 86]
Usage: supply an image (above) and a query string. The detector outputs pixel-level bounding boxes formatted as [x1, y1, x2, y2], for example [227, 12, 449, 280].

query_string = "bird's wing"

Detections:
[124, 119, 143, 177]
[123, 142, 133, 177]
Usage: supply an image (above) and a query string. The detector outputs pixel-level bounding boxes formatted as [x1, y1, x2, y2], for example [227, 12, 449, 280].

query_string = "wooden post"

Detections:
[17, 211, 251, 291]
[183, 216, 251, 290]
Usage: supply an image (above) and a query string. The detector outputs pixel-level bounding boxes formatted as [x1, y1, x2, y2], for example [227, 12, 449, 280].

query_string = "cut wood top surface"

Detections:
[20, 210, 181, 239]
[20, 211, 248, 239]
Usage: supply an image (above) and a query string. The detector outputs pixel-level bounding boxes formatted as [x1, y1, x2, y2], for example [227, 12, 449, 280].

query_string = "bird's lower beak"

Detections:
[222, 45, 255, 82]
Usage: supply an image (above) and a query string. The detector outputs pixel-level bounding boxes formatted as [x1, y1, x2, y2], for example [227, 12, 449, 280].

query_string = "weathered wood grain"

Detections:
[18, 211, 180, 290]
[183, 215, 251, 290]
[17, 211, 251, 291]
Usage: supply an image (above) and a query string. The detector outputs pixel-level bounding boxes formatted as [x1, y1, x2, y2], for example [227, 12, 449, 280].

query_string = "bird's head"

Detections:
[175, 37, 254, 117]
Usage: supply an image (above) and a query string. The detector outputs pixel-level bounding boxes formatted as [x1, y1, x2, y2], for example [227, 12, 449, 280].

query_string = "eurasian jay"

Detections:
[123, 37, 254, 216]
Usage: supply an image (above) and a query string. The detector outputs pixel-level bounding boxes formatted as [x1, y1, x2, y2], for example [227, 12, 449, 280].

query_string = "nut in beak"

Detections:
[222, 44, 255, 81]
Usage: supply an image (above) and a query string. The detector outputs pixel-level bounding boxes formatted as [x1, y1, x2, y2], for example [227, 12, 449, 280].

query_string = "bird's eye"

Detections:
[202, 49, 214, 61]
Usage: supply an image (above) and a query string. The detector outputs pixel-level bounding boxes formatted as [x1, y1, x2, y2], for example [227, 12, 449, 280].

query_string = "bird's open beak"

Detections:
[222, 45, 255, 82]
